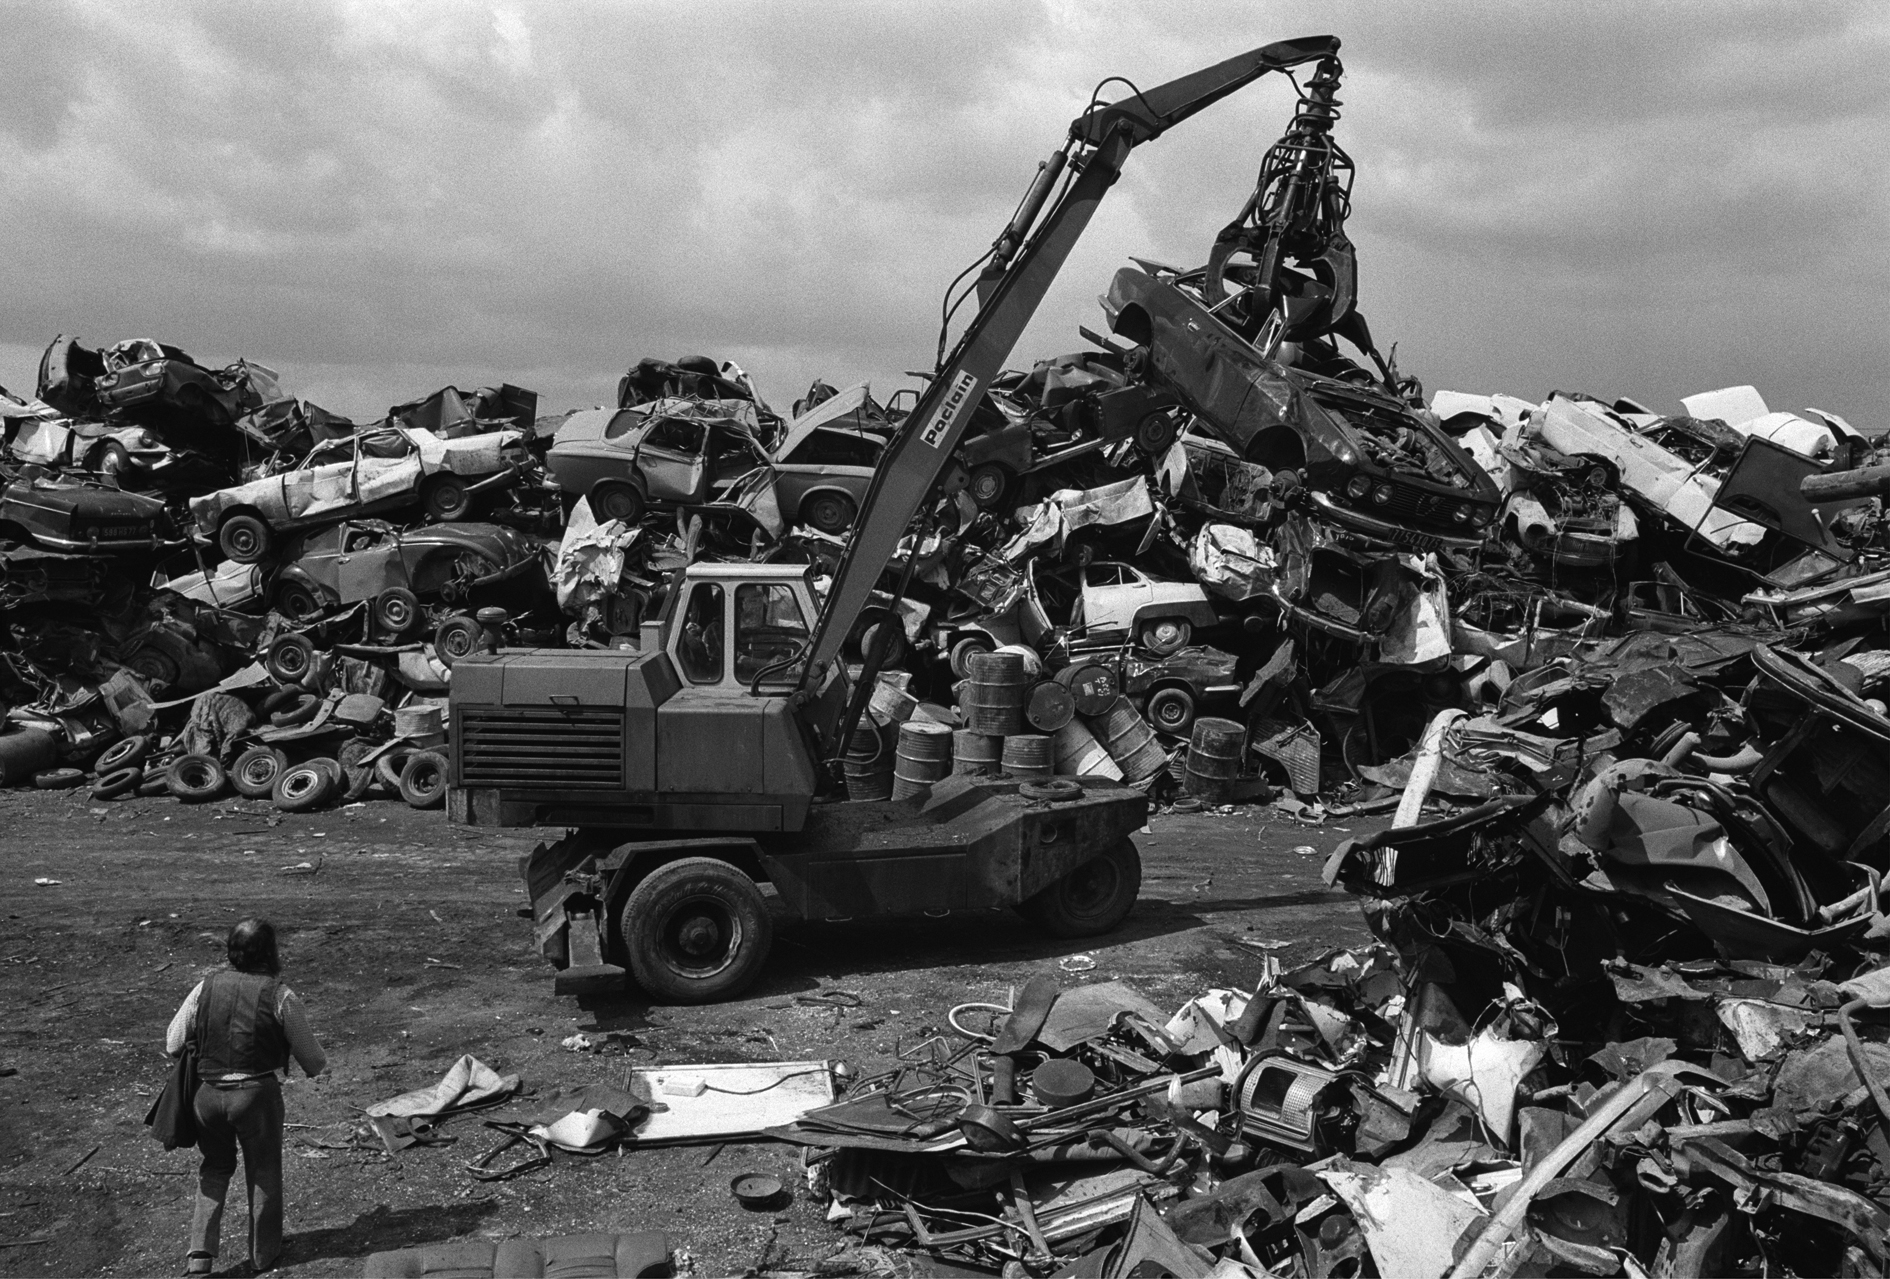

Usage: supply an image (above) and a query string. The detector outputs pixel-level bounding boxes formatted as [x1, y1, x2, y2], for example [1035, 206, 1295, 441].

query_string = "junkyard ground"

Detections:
[0, 788, 1379, 1277]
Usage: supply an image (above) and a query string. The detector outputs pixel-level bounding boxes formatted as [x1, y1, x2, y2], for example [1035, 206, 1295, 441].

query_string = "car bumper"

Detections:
[1308, 492, 1487, 551]
[30, 530, 183, 553]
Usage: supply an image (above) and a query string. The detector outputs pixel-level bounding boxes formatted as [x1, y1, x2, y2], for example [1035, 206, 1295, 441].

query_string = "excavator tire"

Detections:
[618, 857, 773, 1004]
[1016, 838, 1141, 938]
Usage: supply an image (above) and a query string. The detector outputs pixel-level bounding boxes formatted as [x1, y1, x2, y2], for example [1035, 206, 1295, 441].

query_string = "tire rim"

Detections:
[599, 489, 637, 521]
[809, 497, 850, 531]
[1147, 622, 1184, 649]
[970, 469, 1005, 505]
[274, 646, 310, 679]
[441, 627, 476, 659]
[282, 770, 318, 800]
[241, 757, 278, 788]
[1153, 698, 1189, 731]
[1061, 857, 1120, 919]
[228, 526, 260, 557]
[381, 598, 415, 630]
[657, 895, 742, 980]
[178, 763, 213, 789]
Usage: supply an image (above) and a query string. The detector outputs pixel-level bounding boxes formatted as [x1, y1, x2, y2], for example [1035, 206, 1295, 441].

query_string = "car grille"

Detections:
[1375, 485, 1453, 524]
[82, 524, 153, 540]
[459, 708, 625, 790]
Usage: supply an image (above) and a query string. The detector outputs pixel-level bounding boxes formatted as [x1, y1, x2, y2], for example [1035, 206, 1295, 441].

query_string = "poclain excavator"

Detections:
[447, 36, 1347, 1002]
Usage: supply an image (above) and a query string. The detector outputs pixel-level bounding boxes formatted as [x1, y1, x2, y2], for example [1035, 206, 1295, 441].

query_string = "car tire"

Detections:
[398, 751, 449, 809]
[266, 633, 317, 684]
[1146, 687, 1197, 737]
[967, 463, 1012, 510]
[273, 580, 326, 622]
[91, 766, 144, 801]
[949, 635, 995, 681]
[803, 492, 858, 535]
[219, 513, 272, 564]
[618, 857, 774, 1004]
[591, 481, 644, 525]
[259, 683, 308, 715]
[232, 747, 288, 799]
[373, 749, 413, 796]
[268, 694, 320, 728]
[422, 473, 472, 522]
[1138, 618, 1190, 656]
[34, 767, 85, 790]
[94, 734, 151, 776]
[272, 761, 332, 812]
[433, 615, 483, 667]
[338, 739, 377, 802]
[1133, 410, 1180, 455]
[374, 587, 421, 636]
[138, 774, 173, 797]
[1016, 838, 1141, 938]
[166, 753, 228, 803]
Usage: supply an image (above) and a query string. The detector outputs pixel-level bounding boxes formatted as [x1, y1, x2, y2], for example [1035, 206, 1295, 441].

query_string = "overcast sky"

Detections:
[2, 1, 1885, 428]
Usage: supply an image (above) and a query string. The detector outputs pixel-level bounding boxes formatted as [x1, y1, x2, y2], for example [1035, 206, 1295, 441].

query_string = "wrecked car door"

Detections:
[1080, 563, 1153, 635]
[636, 416, 710, 503]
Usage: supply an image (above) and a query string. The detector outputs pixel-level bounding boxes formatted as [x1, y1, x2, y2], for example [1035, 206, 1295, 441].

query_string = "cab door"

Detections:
[656, 580, 767, 795]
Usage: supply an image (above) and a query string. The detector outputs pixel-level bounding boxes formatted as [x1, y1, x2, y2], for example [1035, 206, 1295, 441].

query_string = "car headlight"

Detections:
[1345, 475, 1372, 500]
[1469, 506, 1493, 527]
[1370, 483, 1394, 506]
[1451, 503, 1472, 523]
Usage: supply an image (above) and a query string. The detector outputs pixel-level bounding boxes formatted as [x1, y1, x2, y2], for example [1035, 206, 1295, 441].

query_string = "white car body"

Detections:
[189, 425, 524, 538]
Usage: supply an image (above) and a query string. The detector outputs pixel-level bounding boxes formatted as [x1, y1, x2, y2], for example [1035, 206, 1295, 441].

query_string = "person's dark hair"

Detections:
[227, 919, 281, 976]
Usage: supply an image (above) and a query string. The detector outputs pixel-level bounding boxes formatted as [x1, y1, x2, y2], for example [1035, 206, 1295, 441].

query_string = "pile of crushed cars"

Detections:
[0, 333, 558, 810]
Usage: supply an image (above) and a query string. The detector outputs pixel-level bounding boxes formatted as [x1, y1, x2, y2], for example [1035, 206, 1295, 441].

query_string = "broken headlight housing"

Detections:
[1345, 474, 1372, 500]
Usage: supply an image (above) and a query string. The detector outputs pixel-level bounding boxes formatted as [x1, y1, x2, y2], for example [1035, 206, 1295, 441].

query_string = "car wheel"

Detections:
[949, 635, 995, 681]
[266, 633, 317, 684]
[803, 492, 857, 535]
[338, 739, 377, 802]
[232, 747, 288, 799]
[166, 753, 228, 803]
[618, 857, 774, 1004]
[268, 694, 320, 728]
[1138, 618, 1190, 656]
[1133, 411, 1180, 455]
[94, 734, 151, 776]
[967, 464, 1012, 510]
[398, 751, 449, 809]
[433, 614, 483, 666]
[91, 766, 144, 801]
[1016, 838, 1141, 938]
[591, 481, 645, 524]
[87, 440, 133, 477]
[219, 513, 272, 564]
[272, 761, 332, 813]
[373, 749, 413, 796]
[273, 580, 325, 622]
[1146, 687, 1197, 737]
[34, 767, 85, 790]
[422, 473, 472, 522]
[374, 587, 420, 635]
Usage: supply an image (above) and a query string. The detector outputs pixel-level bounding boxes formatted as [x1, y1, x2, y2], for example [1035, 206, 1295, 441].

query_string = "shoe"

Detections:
[184, 1251, 215, 1276]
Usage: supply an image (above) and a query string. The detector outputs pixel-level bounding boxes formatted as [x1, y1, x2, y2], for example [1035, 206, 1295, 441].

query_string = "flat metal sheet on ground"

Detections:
[629, 1060, 837, 1143]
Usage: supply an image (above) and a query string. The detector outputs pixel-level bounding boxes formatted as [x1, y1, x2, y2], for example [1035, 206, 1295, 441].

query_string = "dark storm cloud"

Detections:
[1, 1, 1884, 424]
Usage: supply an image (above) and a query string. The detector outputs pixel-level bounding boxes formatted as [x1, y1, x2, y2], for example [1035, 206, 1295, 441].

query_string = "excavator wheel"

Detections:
[1016, 838, 1141, 938]
[618, 857, 773, 1004]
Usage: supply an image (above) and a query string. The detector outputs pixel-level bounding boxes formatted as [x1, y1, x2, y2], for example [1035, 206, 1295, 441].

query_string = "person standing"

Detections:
[165, 919, 327, 1275]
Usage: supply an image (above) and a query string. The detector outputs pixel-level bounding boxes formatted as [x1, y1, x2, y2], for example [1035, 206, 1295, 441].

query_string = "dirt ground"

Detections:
[0, 785, 1381, 1277]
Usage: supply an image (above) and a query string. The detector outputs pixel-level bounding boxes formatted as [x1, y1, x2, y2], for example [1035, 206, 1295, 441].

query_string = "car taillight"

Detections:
[1345, 475, 1372, 500]
[1370, 483, 1394, 506]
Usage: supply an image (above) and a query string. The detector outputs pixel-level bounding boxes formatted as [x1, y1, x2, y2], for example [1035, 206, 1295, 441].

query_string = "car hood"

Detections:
[5, 479, 167, 517]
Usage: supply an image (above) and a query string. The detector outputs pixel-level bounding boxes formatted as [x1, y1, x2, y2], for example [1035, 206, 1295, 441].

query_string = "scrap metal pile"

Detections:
[0, 335, 558, 809]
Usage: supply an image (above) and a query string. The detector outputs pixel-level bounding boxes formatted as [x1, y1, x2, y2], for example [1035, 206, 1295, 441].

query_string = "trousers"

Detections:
[190, 1076, 285, 1270]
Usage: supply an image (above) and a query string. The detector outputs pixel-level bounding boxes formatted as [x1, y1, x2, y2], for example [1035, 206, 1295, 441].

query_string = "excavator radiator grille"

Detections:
[459, 708, 625, 790]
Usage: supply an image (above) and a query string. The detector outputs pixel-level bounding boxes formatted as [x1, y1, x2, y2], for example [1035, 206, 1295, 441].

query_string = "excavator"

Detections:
[447, 35, 1349, 1002]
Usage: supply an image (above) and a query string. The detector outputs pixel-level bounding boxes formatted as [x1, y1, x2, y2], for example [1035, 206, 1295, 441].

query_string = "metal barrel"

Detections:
[993, 643, 1044, 679]
[1054, 661, 1119, 717]
[1000, 733, 1054, 781]
[1025, 679, 1075, 733]
[1183, 716, 1247, 803]
[1086, 696, 1168, 785]
[953, 729, 1003, 776]
[842, 720, 894, 802]
[868, 671, 918, 726]
[963, 651, 1030, 737]
[892, 720, 955, 800]
[1051, 718, 1123, 780]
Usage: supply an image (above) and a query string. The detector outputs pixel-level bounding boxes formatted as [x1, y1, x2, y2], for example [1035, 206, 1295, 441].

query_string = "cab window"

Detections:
[646, 417, 706, 455]
[676, 583, 724, 683]
[734, 583, 809, 686]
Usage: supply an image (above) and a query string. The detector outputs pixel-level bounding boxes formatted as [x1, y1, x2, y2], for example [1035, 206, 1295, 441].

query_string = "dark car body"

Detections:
[270, 520, 549, 617]
[1101, 268, 1499, 550]
[40, 335, 278, 430]
[0, 475, 178, 553]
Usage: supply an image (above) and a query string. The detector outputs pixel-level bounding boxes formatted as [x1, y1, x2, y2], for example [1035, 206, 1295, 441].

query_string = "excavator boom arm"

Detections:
[800, 35, 1340, 725]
